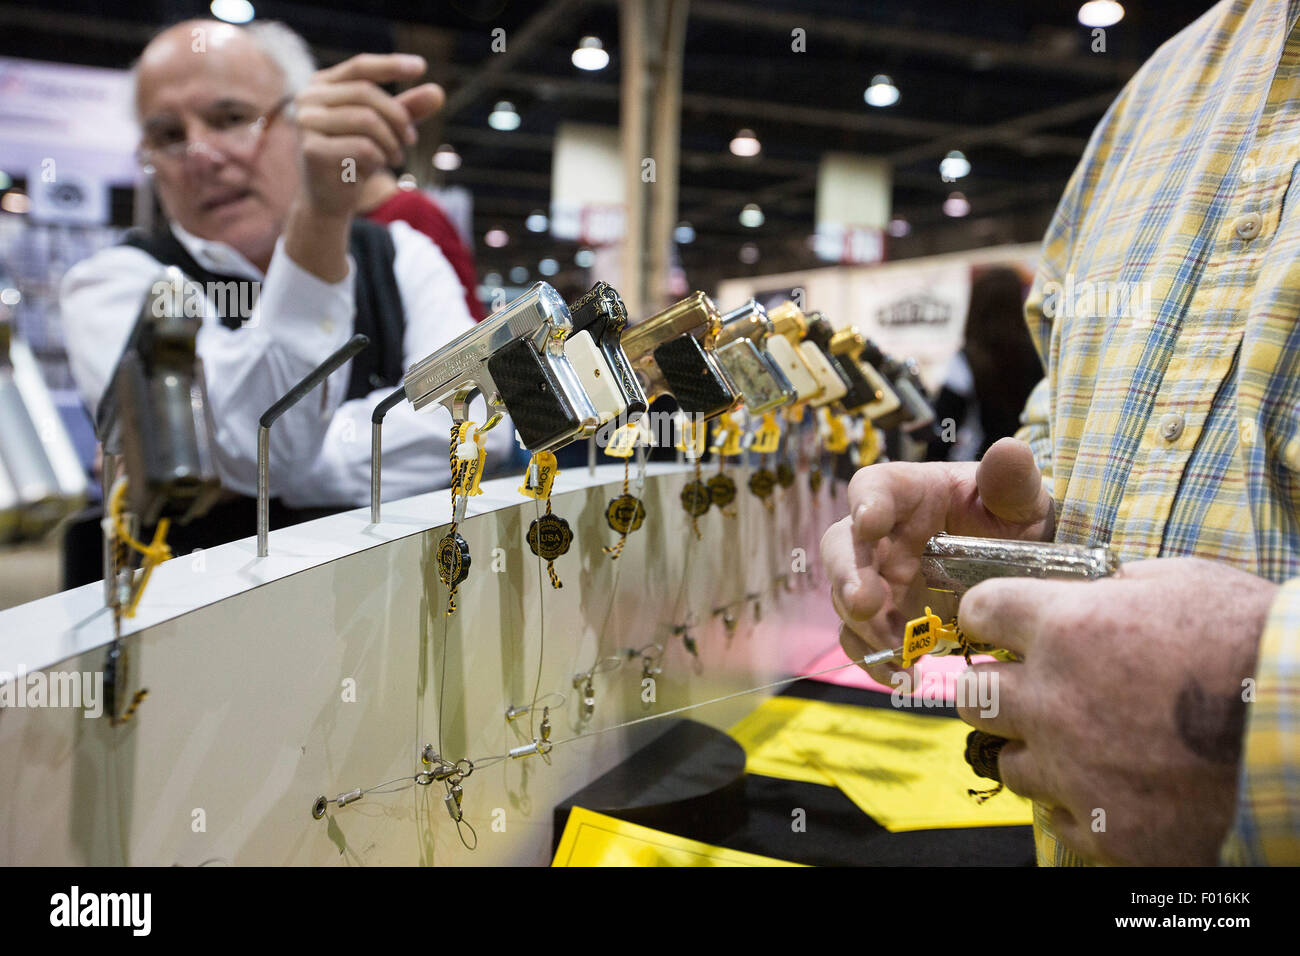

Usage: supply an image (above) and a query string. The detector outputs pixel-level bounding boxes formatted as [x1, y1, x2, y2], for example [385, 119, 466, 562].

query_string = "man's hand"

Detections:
[957, 557, 1275, 865]
[284, 53, 444, 280]
[820, 437, 1055, 683]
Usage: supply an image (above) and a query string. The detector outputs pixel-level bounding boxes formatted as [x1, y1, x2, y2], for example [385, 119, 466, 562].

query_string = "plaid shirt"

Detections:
[1017, 0, 1300, 865]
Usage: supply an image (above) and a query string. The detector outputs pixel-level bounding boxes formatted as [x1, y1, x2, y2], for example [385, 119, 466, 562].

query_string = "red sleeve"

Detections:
[366, 191, 487, 321]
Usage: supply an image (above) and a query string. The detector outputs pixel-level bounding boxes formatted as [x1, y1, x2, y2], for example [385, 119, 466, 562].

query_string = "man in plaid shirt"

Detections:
[822, 0, 1300, 865]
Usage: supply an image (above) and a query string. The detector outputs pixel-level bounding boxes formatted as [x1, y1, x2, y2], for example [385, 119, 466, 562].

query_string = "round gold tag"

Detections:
[527, 512, 573, 561]
[680, 480, 711, 517]
[606, 494, 646, 534]
[748, 468, 775, 499]
[776, 463, 795, 488]
[707, 473, 737, 509]
[437, 532, 471, 588]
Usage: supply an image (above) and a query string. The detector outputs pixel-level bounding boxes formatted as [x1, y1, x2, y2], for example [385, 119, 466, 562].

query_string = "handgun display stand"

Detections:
[0, 462, 841, 865]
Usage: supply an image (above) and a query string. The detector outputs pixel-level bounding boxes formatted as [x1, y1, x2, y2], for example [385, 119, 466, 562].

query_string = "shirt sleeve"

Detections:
[281, 219, 515, 509]
[1219, 579, 1300, 864]
[59, 237, 356, 498]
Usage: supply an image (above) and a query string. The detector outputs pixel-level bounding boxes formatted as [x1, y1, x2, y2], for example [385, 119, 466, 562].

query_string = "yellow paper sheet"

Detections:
[727, 695, 835, 786]
[729, 696, 1033, 831]
[552, 807, 803, 867]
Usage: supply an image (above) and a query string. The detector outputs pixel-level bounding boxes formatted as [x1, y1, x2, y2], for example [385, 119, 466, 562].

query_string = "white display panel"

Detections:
[0, 462, 842, 865]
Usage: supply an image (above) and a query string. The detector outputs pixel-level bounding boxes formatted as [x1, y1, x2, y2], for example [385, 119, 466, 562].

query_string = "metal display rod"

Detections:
[369, 385, 406, 524]
[257, 334, 369, 557]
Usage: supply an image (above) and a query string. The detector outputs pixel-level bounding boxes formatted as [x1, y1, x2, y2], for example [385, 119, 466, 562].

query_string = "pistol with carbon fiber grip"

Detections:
[621, 291, 740, 419]
[403, 281, 603, 453]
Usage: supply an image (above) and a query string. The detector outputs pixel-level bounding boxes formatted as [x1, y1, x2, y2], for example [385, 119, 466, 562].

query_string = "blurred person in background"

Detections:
[925, 266, 1043, 461]
[58, 19, 511, 587]
[358, 167, 486, 322]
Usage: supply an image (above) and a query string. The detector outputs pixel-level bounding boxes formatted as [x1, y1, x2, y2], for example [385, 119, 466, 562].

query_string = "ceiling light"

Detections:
[943, 192, 970, 218]
[571, 36, 609, 71]
[509, 266, 529, 284]
[887, 218, 911, 238]
[673, 222, 696, 244]
[864, 74, 899, 108]
[1078, 1, 1124, 28]
[210, 0, 254, 23]
[484, 229, 509, 248]
[739, 203, 764, 228]
[525, 211, 549, 233]
[484, 272, 502, 286]
[0, 288, 20, 306]
[538, 258, 560, 276]
[729, 129, 761, 157]
[488, 101, 521, 131]
[739, 243, 760, 264]
[397, 173, 418, 191]
[575, 248, 595, 268]
[432, 144, 461, 171]
[940, 150, 970, 182]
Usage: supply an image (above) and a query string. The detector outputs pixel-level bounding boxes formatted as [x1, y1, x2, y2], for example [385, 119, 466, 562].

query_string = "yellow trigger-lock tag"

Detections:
[859, 422, 881, 466]
[710, 414, 744, 457]
[519, 451, 559, 500]
[901, 606, 963, 668]
[604, 422, 640, 459]
[451, 421, 487, 497]
[749, 412, 781, 454]
[822, 408, 850, 453]
[675, 415, 708, 458]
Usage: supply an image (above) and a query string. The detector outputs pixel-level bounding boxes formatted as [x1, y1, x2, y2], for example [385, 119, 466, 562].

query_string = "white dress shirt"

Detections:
[60, 218, 513, 509]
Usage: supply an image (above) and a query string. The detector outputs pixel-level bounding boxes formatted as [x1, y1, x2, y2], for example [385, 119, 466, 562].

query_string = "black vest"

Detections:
[120, 219, 407, 400]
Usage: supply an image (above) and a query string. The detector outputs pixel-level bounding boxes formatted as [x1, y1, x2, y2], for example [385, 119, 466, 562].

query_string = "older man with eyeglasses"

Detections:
[58, 19, 509, 583]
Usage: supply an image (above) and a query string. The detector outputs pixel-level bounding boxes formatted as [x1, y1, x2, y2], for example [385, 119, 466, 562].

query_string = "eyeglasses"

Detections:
[136, 96, 293, 172]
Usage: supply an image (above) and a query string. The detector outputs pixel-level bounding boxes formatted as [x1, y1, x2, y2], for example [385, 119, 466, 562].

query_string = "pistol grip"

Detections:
[653, 336, 736, 418]
[487, 339, 582, 451]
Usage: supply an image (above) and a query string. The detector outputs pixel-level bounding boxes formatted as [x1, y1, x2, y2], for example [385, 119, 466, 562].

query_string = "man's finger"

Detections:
[958, 577, 1059, 657]
[977, 437, 1054, 531]
[395, 83, 445, 125]
[317, 52, 427, 86]
[296, 81, 413, 143]
[954, 660, 1029, 740]
[822, 515, 885, 622]
[294, 105, 405, 166]
[991, 740, 1055, 804]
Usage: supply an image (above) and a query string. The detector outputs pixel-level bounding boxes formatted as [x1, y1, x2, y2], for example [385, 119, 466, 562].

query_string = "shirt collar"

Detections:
[169, 220, 266, 281]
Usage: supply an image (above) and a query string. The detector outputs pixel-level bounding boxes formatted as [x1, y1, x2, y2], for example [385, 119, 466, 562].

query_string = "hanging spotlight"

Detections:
[887, 218, 911, 238]
[397, 173, 418, 191]
[673, 222, 696, 244]
[210, 0, 254, 23]
[488, 101, 521, 131]
[729, 129, 761, 157]
[940, 150, 971, 182]
[484, 229, 509, 248]
[538, 258, 560, 276]
[1078, 1, 1124, 28]
[483, 272, 502, 287]
[432, 144, 462, 171]
[571, 36, 610, 71]
[0, 288, 21, 306]
[739, 203, 764, 228]
[943, 192, 971, 218]
[739, 243, 760, 264]
[509, 266, 530, 284]
[575, 249, 596, 268]
[525, 211, 549, 233]
[864, 74, 900, 108]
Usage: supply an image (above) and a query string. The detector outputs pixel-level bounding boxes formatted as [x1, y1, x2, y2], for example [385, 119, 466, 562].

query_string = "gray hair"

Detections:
[131, 19, 317, 122]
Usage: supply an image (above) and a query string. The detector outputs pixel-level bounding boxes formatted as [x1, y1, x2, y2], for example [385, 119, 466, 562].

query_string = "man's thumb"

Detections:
[976, 437, 1054, 528]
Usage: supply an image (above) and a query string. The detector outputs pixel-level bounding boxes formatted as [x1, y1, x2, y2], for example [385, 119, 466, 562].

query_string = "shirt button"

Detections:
[1158, 412, 1185, 442]
[1234, 213, 1262, 239]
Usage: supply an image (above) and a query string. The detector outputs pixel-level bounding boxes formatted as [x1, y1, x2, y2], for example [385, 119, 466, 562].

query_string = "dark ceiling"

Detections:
[0, 0, 1221, 290]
